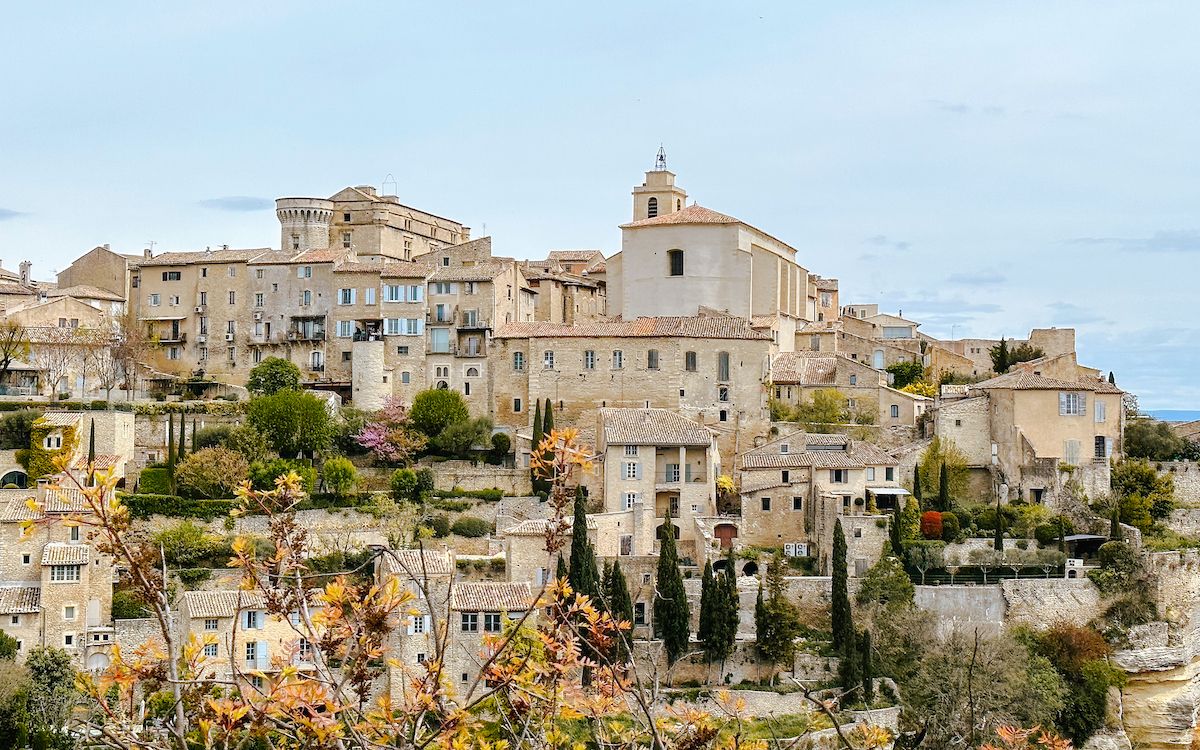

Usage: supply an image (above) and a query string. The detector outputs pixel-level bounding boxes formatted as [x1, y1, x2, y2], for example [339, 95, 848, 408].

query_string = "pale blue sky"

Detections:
[1, 2, 1197, 408]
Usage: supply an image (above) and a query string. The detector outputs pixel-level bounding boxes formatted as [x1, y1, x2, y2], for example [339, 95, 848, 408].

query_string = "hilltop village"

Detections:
[1, 157, 1199, 749]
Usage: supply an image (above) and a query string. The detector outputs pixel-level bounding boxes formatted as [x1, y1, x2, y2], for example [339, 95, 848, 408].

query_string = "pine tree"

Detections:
[937, 462, 950, 512]
[1110, 508, 1123, 541]
[556, 553, 568, 583]
[177, 413, 187, 462]
[697, 560, 715, 648]
[568, 486, 600, 601]
[1058, 518, 1067, 553]
[993, 496, 1004, 552]
[606, 560, 634, 663]
[912, 465, 923, 510]
[889, 503, 904, 556]
[530, 401, 544, 493]
[166, 412, 176, 493]
[653, 509, 690, 666]
[831, 519, 853, 652]
[86, 419, 96, 487]
[860, 629, 874, 704]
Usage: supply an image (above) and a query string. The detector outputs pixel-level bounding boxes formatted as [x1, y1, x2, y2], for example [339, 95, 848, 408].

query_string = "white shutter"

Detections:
[449, 283, 458, 293]
[423, 615, 431, 633]
[416, 319, 425, 334]
[1079, 394, 1087, 415]
[1105, 437, 1113, 457]
[406, 616, 415, 635]
[634, 463, 642, 480]
[256, 640, 269, 670]
[1059, 392, 1068, 415]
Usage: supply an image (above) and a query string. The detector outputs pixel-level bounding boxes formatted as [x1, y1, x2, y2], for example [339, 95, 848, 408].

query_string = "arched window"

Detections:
[466, 367, 480, 377]
[436, 380, 449, 390]
[667, 249, 684, 277]
[647, 197, 658, 218]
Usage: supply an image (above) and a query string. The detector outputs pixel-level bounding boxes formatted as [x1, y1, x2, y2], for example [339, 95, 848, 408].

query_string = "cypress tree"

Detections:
[831, 519, 853, 652]
[556, 553, 568, 583]
[860, 629, 874, 704]
[993, 496, 1004, 552]
[86, 419, 96, 487]
[712, 547, 740, 666]
[653, 508, 690, 666]
[912, 465, 923, 510]
[1108, 371, 1116, 385]
[541, 399, 555, 484]
[937, 462, 950, 513]
[568, 486, 600, 601]
[889, 503, 904, 556]
[994, 337, 1010, 373]
[531, 401, 543, 492]
[697, 560, 715, 648]
[606, 560, 634, 663]
[177, 413, 187, 462]
[754, 584, 767, 649]
[838, 629, 862, 705]
[1110, 508, 1123, 541]
[1058, 517, 1067, 553]
[166, 412, 176, 493]
[191, 418, 198, 453]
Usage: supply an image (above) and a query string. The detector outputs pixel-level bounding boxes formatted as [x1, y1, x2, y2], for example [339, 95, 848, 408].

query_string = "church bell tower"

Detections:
[631, 146, 688, 222]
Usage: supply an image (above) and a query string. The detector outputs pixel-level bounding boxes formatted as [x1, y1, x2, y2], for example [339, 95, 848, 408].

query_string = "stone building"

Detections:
[0, 483, 116, 670]
[56, 244, 144, 300]
[519, 264, 606, 325]
[935, 354, 1124, 505]
[769, 351, 930, 427]
[595, 408, 719, 564]
[489, 314, 772, 461]
[736, 431, 902, 576]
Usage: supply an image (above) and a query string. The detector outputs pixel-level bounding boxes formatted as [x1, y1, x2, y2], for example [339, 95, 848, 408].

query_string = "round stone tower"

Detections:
[276, 198, 334, 252]
[351, 339, 389, 411]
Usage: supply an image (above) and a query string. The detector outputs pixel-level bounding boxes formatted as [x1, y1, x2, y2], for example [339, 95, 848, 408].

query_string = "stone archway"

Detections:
[742, 560, 759, 577]
[714, 523, 738, 548]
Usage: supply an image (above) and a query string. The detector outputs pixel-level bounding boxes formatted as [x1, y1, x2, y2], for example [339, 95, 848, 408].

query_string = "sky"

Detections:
[1, 2, 1197, 409]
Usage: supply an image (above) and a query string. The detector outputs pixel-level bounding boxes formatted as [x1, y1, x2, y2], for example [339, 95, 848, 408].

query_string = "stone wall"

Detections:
[422, 459, 532, 496]
[1160, 461, 1200, 506]
[114, 617, 162, 652]
[913, 578, 1100, 637]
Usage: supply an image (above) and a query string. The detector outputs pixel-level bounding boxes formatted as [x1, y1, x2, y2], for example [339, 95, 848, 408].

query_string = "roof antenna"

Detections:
[382, 173, 397, 196]
[654, 145, 667, 171]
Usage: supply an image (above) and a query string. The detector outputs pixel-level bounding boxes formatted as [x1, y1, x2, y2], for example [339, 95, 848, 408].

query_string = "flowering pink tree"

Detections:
[355, 397, 427, 464]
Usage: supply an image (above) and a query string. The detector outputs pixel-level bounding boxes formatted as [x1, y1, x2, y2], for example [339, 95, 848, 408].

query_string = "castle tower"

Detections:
[631, 146, 688, 222]
[276, 198, 334, 253]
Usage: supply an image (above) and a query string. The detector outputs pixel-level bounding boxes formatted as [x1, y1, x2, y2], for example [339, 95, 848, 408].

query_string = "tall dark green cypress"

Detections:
[860, 629, 874, 704]
[541, 399, 555, 486]
[937, 462, 950, 512]
[912, 465, 923, 510]
[1110, 508, 1123, 540]
[166, 412, 176, 493]
[838, 629, 862, 704]
[1108, 371, 1116, 385]
[86, 419, 96, 487]
[993, 496, 1004, 551]
[889, 503, 904, 556]
[191, 418, 198, 453]
[606, 560, 634, 664]
[556, 553, 568, 582]
[709, 548, 739, 666]
[831, 519, 853, 652]
[754, 583, 767, 650]
[177, 413, 187, 462]
[568, 486, 600, 600]
[530, 400, 544, 493]
[697, 560, 715, 648]
[653, 509, 690, 666]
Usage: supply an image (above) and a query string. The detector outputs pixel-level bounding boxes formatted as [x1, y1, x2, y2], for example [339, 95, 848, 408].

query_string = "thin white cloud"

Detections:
[1068, 230, 1200, 253]
[198, 196, 273, 212]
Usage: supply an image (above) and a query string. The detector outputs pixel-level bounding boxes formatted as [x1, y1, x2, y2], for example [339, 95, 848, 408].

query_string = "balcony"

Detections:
[457, 313, 491, 330]
[309, 364, 325, 373]
[158, 332, 187, 344]
[288, 330, 326, 342]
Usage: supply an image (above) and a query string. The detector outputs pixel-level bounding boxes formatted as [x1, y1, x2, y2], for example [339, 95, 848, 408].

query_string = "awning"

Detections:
[142, 315, 187, 321]
[866, 487, 911, 496]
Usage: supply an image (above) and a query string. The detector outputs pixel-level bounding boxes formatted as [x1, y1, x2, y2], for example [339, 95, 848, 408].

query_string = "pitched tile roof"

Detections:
[0, 284, 37, 297]
[37, 412, 84, 427]
[42, 543, 89, 565]
[291, 248, 354, 264]
[601, 408, 713, 447]
[71, 454, 122, 471]
[812, 276, 839, 291]
[0, 498, 40, 522]
[741, 435, 895, 470]
[505, 517, 596, 535]
[547, 249, 605, 262]
[620, 204, 740, 228]
[0, 587, 40, 615]
[137, 248, 272, 267]
[428, 260, 509, 282]
[248, 250, 306, 266]
[494, 316, 771, 341]
[46, 285, 125, 302]
[182, 590, 267, 619]
[379, 548, 454, 578]
[972, 370, 1120, 393]
[451, 581, 534, 612]
[771, 353, 838, 385]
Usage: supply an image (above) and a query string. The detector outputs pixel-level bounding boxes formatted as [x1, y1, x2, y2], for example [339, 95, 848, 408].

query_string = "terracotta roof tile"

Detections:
[620, 204, 740, 228]
[494, 315, 771, 341]
[771, 353, 838, 385]
[291, 248, 354, 264]
[451, 582, 534, 612]
[601, 408, 712, 447]
[547, 250, 605, 262]
[505, 517, 596, 535]
[0, 587, 40, 615]
[72, 454, 122, 471]
[47, 285, 125, 302]
[182, 590, 268, 619]
[42, 543, 89, 565]
[972, 371, 1115, 392]
[37, 412, 84, 427]
[137, 248, 272, 267]
[379, 548, 454, 578]
[0, 497, 40, 522]
[741, 435, 895, 470]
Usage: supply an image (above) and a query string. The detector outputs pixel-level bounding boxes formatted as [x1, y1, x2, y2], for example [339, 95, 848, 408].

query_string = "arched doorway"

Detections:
[713, 559, 730, 574]
[87, 652, 110, 672]
[742, 561, 759, 577]
[0, 469, 27, 488]
[656, 523, 680, 541]
[714, 523, 738, 548]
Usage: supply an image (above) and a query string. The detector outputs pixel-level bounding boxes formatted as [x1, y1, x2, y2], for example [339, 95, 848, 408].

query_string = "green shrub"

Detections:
[111, 590, 149, 619]
[1034, 518, 1075, 546]
[121, 494, 234, 521]
[415, 468, 435, 496]
[153, 521, 228, 567]
[409, 389, 469, 438]
[0, 409, 42, 449]
[175, 447, 249, 500]
[391, 468, 420, 504]
[192, 425, 235, 451]
[450, 516, 490, 538]
[432, 498, 471, 512]
[939, 512, 960, 542]
[322, 457, 357, 498]
[249, 458, 317, 494]
[176, 568, 212, 588]
[138, 467, 173, 495]
[426, 513, 451, 538]
[432, 487, 504, 502]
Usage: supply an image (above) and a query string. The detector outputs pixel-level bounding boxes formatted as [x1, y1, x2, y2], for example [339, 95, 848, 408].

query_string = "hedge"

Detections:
[450, 516, 491, 538]
[0, 401, 136, 413]
[121, 493, 235, 520]
[138, 467, 173, 495]
[431, 487, 505, 502]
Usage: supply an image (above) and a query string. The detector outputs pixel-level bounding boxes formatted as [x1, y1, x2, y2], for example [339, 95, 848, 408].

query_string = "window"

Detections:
[245, 641, 257, 664]
[8, 615, 16, 626]
[623, 491, 637, 510]
[50, 565, 80, 582]
[167, 346, 180, 360]
[620, 535, 633, 555]
[338, 288, 356, 305]
[780, 443, 790, 455]
[885, 467, 894, 481]
[254, 292, 264, 308]
[341, 351, 352, 362]
[69, 525, 80, 542]
[1095, 436, 1108, 459]
[161, 271, 181, 281]
[397, 345, 410, 355]
[342, 231, 352, 248]
[63, 605, 76, 621]
[866, 467, 875, 481]
[612, 350, 623, 369]
[203, 643, 218, 657]
[199, 347, 208, 361]
[411, 616, 426, 635]
[761, 497, 771, 511]
[201, 267, 208, 278]
[512, 397, 522, 413]
[255, 268, 264, 279]
[849, 374, 857, 385]
[781, 470, 790, 483]
[168, 295, 180, 306]
[43, 434, 62, 449]
[890, 404, 900, 419]
[228, 266, 237, 278]
[810, 335, 821, 351]
[149, 293, 161, 306]
[543, 350, 555, 369]
[717, 352, 730, 381]
[624, 445, 639, 457]
[298, 266, 312, 278]
[460, 612, 479, 632]
[343, 212, 351, 222]
[64, 633, 75, 648]
[292, 234, 300, 249]
[793, 496, 803, 511]
[1095, 400, 1107, 423]
[302, 289, 312, 306]
[624, 462, 640, 480]
[228, 291, 236, 305]
[432, 282, 453, 295]
[204, 618, 219, 631]
[647, 197, 658, 218]
[718, 386, 730, 402]
[1059, 392, 1086, 416]
[483, 613, 502, 632]
[647, 349, 659, 370]
[830, 469, 848, 484]
[583, 350, 596, 369]
[430, 328, 451, 353]
[244, 610, 261, 630]
[667, 249, 684, 276]
[685, 351, 697, 372]
[21, 554, 30, 565]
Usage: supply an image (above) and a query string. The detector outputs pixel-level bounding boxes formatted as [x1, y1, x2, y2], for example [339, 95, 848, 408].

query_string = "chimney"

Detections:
[36, 477, 48, 504]
[143, 248, 152, 259]
[103, 243, 110, 251]
[355, 185, 377, 197]
[19, 261, 31, 287]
